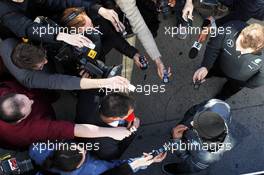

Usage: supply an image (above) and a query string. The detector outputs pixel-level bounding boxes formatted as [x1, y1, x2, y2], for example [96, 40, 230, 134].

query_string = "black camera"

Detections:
[55, 45, 122, 78]
[157, 0, 171, 19]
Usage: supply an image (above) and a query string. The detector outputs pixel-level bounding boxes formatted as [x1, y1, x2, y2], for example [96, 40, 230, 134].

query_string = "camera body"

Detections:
[55, 44, 121, 78]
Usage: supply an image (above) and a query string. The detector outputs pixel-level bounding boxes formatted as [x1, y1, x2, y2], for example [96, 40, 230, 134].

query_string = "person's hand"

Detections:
[56, 33, 93, 48]
[12, 0, 24, 3]
[168, 0, 176, 7]
[198, 27, 210, 43]
[172, 125, 188, 139]
[192, 67, 208, 83]
[130, 153, 154, 170]
[79, 68, 92, 78]
[110, 127, 132, 140]
[152, 152, 167, 163]
[155, 58, 172, 79]
[133, 53, 144, 69]
[98, 7, 121, 32]
[102, 76, 130, 90]
[182, 0, 194, 21]
[133, 117, 141, 129]
[130, 152, 167, 170]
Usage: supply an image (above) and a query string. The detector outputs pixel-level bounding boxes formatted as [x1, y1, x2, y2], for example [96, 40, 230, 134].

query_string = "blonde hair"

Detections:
[240, 23, 264, 53]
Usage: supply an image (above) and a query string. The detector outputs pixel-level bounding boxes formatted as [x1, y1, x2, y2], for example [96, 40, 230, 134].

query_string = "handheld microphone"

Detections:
[188, 17, 215, 59]
[189, 41, 203, 59]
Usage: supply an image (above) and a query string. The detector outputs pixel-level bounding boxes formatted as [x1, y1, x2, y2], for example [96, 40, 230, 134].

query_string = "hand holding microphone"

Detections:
[188, 17, 215, 59]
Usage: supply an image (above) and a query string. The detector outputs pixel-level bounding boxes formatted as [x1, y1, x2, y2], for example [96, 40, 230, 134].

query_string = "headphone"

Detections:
[62, 7, 85, 26]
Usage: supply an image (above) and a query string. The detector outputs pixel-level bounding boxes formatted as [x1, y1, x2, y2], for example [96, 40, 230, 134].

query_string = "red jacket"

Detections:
[0, 81, 75, 150]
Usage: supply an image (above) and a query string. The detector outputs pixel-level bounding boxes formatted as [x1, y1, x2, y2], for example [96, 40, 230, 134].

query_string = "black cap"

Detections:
[193, 111, 226, 140]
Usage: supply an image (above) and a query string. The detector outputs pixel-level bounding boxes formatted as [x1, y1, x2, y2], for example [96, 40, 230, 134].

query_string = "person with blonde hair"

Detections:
[193, 21, 264, 100]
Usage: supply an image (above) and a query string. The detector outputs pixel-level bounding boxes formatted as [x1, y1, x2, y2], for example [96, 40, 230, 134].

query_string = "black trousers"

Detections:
[207, 65, 246, 100]
[174, 0, 188, 26]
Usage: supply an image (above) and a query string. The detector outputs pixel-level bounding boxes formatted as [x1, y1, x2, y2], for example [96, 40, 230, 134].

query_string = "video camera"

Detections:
[55, 44, 122, 78]
[0, 155, 33, 175]
[34, 16, 122, 78]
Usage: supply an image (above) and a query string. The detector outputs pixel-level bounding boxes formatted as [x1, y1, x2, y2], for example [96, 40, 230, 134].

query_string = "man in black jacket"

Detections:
[163, 99, 234, 174]
[77, 93, 140, 161]
[193, 21, 264, 100]
[0, 0, 122, 47]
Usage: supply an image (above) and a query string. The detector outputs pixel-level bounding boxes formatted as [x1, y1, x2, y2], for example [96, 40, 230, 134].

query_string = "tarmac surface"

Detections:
[1, 8, 264, 175]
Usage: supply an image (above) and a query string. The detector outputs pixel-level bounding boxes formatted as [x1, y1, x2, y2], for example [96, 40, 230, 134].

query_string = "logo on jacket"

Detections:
[227, 39, 234, 48]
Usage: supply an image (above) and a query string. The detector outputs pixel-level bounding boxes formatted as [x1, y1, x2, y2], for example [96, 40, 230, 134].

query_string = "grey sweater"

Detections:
[0, 38, 82, 90]
[115, 0, 161, 61]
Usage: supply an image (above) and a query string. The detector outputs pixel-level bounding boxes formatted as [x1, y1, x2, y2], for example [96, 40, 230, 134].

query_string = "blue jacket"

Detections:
[29, 145, 125, 175]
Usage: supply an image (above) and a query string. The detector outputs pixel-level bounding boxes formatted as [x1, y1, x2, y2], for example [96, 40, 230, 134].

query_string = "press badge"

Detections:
[87, 50, 97, 59]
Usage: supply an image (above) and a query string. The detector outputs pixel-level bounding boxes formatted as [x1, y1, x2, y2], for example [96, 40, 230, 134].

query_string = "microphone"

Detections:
[188, 17, 215, 59]
[189, 41, 203, 59]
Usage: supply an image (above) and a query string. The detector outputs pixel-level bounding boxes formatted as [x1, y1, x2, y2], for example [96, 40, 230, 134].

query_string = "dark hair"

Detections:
[61, 7, 87, 30]
[0, 93, 24, 123]
[11, 43, 46, 70]
[43, 149, 83, 172]
[100, 93, 135, 118]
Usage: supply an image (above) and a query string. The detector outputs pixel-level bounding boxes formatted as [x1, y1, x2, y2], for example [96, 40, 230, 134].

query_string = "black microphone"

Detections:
[189, 41, 203, 59]
[189, 17, 214, 59]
